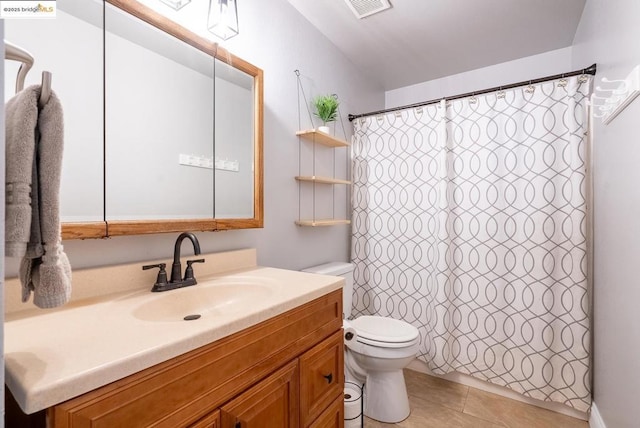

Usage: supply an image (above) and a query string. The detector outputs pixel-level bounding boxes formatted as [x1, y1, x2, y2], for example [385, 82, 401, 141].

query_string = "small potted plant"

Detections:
[313, 94, 339, 134]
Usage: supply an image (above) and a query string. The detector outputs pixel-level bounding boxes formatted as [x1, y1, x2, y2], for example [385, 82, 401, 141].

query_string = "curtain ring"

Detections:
[525, 81, 535, 93]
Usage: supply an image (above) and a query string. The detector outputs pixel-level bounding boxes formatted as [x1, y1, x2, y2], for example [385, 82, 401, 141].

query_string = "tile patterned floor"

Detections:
[364, 370, 589, 428]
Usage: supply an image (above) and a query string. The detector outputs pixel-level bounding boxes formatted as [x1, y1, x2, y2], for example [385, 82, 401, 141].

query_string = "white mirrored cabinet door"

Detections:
[105, 1, 215, 221]
[214, 58, 255, 219]
[4, 0, 105, 224]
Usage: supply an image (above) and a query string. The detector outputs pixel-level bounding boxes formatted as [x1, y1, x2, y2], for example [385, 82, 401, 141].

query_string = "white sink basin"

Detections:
[132, 277, 278, 322]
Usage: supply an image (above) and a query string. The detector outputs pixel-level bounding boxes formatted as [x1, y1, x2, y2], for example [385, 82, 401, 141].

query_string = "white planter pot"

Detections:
[318, 125, 331, 134]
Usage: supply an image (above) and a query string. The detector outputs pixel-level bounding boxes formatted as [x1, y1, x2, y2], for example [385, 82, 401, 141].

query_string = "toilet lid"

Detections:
[351, 316, 419, 345]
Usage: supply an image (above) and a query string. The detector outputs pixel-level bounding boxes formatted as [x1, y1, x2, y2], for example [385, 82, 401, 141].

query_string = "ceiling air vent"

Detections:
[344, 0, 392, 19]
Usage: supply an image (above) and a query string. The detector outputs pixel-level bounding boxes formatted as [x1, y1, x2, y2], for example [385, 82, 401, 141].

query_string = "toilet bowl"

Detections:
[345, 315, 419, 422]
[303, 262, 419, 424]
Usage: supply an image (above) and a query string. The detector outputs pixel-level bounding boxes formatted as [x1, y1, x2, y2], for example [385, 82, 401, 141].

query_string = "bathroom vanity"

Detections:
[5, 250, 345, 427]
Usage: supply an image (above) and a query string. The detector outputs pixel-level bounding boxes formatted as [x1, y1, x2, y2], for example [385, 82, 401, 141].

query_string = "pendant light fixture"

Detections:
[208, 0, 239, 41]
[157, 0, 191, 10]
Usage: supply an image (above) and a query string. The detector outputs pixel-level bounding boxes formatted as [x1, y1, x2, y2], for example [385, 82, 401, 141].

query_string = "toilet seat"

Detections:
[350, 316, 419, 348]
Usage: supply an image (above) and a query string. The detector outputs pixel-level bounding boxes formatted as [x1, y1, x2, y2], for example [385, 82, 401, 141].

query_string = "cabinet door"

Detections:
[300, 331, 344, 427]
[190, 409, 220, 428]
[308, 396, 344, 428]
[220, 360, 299, 428]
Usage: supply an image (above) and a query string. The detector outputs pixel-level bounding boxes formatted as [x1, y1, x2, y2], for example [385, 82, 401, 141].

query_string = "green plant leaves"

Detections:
[313, 95, 339, 124]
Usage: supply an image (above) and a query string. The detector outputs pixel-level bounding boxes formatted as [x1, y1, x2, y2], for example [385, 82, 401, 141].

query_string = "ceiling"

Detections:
[287, 0, 587, 91]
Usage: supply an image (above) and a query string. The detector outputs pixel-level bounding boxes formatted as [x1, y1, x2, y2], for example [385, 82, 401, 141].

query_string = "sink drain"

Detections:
[183, 314, 201, 321]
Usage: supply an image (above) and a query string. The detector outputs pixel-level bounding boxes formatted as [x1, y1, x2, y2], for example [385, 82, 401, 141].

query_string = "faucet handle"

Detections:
[143, 262, 166, 271]
[184, 259, 205, 281]
[142, 263, 169, 291]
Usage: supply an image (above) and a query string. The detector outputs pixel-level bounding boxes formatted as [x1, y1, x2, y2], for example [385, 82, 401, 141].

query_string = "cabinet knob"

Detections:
[323, 373, 333, 384]
[235, 422, 241, 428]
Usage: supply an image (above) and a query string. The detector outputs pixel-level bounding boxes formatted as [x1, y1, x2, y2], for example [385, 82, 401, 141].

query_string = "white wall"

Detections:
[5, 0, 384, 279]
[385, 47, 574, 109]
[571, 1, 640, 427]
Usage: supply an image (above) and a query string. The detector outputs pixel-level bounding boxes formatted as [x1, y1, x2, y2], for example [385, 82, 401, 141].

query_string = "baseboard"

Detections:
[407, 359, 589, 421]
[589, 402, 606, 428]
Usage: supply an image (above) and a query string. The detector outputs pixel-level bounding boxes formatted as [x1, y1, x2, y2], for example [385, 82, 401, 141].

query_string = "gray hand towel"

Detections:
[27, 133, 44, 259]
[5, 86, 38, 257]
[6, 85, 71, 308]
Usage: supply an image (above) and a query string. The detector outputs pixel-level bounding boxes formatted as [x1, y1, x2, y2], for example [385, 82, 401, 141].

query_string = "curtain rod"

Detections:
[348, 63, 597, 122]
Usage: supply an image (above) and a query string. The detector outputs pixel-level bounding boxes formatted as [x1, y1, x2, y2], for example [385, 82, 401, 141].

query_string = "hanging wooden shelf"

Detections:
[295, 219, 351, 227]
[295, 176, 352, 185]
[296, 129, 349, 148]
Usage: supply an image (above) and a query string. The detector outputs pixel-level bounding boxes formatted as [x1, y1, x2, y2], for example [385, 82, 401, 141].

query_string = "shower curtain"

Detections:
[351, 76, 592, 411]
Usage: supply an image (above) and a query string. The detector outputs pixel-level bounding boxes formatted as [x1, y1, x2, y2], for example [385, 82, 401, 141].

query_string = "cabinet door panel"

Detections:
[221, 361, 299, 428]
[308, 396, 344, 428]
[190, 409, 220, 428]
[300, 331, 344, 426]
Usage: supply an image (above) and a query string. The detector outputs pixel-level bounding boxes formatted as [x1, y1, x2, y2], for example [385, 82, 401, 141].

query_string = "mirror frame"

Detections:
[61, 0, 263, 239]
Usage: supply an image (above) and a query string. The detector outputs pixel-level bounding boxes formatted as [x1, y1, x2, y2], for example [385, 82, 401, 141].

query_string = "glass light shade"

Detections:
[158, 0, 191, 11]
[208, 0, 239, 40]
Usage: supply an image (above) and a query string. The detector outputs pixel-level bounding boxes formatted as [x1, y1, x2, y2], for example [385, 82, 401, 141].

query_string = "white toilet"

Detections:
[303, 262, 420, 423]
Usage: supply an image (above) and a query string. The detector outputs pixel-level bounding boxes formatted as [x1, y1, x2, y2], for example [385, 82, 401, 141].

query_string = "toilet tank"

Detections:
[303, 262, 354, 319]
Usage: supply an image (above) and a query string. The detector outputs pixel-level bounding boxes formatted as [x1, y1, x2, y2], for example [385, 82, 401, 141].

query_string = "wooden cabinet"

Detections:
[220, 361, 299, 428]
[8, 290, 344, 428]
[308, 396, 344, 428]
[190, 410, 220, 428]
[300, 332, 344, 427]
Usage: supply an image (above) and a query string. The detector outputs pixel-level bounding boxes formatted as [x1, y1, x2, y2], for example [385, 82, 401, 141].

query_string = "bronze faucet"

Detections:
[142, 232, 205, 292]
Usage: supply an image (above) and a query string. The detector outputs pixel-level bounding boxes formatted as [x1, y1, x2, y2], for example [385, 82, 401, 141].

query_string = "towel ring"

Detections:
[4, 40, 52, 108]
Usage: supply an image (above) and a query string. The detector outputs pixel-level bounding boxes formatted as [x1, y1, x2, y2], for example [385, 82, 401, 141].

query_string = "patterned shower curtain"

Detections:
[351, 76, 592, 412]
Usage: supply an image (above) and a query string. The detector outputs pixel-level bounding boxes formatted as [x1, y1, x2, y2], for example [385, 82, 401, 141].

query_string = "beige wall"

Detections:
[571, 1, 640, 427]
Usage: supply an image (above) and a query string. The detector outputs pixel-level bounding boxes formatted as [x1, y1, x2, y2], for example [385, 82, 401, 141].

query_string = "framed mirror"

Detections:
[104, 0, 263, 236]
[5, 0, 263, 239]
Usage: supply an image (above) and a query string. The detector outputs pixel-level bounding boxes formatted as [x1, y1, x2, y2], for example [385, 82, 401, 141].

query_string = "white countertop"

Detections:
[5, 266, 343, 414]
